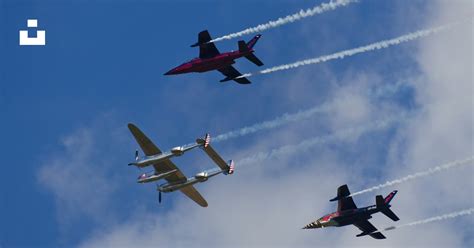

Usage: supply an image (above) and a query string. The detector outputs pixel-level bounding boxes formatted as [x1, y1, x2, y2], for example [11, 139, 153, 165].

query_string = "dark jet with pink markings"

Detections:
[164, 30, 263, 84]
[303, 184, 400, 239]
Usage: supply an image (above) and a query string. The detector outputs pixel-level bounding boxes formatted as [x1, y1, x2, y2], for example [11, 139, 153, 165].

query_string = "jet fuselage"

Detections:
[307, 205, 381, 229]
[165, 49, 254, 75]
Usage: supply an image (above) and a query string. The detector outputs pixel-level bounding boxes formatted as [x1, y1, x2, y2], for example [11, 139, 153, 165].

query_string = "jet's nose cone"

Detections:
[164, 69, 175, 75]
[302, 221, 321, 229]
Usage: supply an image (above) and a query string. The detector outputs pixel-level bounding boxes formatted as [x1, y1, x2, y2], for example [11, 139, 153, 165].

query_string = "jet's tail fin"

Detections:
[376, 191, 400, 222]
[383, 190, 397, 204]
[246, 34, 261, 49]
[238, 40, 248, 52]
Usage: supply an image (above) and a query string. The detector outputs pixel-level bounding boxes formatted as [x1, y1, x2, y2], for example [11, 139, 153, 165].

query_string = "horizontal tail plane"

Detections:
[238, 35, 264, 67]
[376, 191, 400, 222]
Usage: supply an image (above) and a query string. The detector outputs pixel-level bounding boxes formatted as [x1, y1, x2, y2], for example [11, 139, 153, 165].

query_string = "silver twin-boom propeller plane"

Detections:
[128, 123, 234, 207]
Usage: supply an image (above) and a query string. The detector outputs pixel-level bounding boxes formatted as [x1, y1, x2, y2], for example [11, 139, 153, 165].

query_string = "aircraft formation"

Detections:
[124, 3, 471, 242]
[125, 29, 400, 239]
[123, 22, 404, 238]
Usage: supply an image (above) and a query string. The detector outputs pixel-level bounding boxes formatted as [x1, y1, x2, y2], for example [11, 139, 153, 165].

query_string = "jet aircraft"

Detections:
[303, 184, 399, 239]
[164, 30, 263, 84]
[128, 123, 234, 207]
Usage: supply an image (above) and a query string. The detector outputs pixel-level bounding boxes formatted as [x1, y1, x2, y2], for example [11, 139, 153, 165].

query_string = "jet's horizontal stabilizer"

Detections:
[237, 39, 264, 66]
[219, 77, 233, 82]
[376, 191, 400, 222]
[245, 54, 264, 66]
[381, 208, 400, 222]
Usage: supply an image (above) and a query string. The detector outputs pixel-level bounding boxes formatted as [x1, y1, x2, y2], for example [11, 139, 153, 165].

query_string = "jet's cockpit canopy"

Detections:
[187, 58, 200, 63]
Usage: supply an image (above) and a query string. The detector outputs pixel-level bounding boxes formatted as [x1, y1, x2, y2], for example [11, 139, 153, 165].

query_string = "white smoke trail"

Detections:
[237, 21, 465, 79]
[237, 115, 402, 167]
[383, 208, 474, 231]
[214, 82, 409, 143]
[210, 0, 357, 43]
[350, 157, 474, 197]
[214, 103, 331, 142]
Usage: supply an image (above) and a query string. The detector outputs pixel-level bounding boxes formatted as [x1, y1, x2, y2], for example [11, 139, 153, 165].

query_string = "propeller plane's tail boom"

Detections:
[201, 142, 234, 174]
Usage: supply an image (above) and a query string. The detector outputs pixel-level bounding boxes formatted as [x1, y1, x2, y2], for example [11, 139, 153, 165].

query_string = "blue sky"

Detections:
[1, 0, 473, 247]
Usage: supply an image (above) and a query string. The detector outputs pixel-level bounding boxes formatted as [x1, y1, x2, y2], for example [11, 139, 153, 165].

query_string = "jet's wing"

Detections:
[202, 144, 230, 171]
[337, 195, 357, 212]
[128, 124, 208, 207]
[330, 184, 357, 211]
[354, 220, 386, 239]
[128, 123, 162, 156]
[218, 66, 251, 84]
[195, 30, 220, 59]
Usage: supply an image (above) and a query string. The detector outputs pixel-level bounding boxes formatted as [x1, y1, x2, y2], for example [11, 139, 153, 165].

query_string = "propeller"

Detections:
[134, 150, 139, 161]
[128, 150, 140, 168]
[158, 191, 162, 204]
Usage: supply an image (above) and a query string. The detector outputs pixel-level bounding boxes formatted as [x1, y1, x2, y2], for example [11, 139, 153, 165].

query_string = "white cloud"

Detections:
[37, 115, 130, 238]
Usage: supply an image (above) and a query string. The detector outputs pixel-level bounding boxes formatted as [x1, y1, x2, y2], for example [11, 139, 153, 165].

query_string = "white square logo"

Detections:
[19, 19, 46, 46]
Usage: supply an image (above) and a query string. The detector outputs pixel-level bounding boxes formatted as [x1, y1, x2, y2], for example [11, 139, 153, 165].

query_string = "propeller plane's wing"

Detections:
[128, 123, 208, 207]
[179, 183, 208, 207]
[128, 123, 162, 156]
